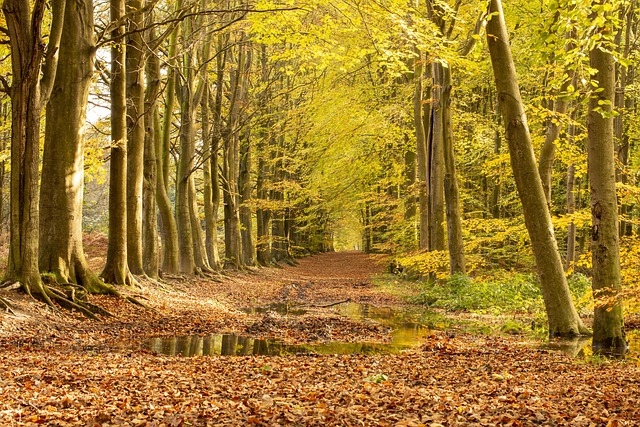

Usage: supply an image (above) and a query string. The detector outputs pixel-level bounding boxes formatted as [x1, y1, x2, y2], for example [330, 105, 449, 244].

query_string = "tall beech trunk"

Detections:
[413, 49, 430, 250]
[175, 13, 211, 274]
[239, 128, 255, 266]
[2, 0, 63, 296]
[255, 45, 272, 265]
[441, 66, 465, 274]
[201, 81, 219, 270]
[125, 0, 145, 275]
[238, 46, 254, 266]
[427, 64, 445, 252]
[565, 163, 576, 272]
[0, 103, 7, 235]
[490, 121, 501, 219]
[271, 136, 290, 263]
[155, 22, 179, 274]
[205, 36, 226, 269]
[615, 3, 635, 236]
[175, 41, 196, 274]
[486, 0, 588, 336]
[101, 0, 133, 285]
[39, 0, 108, 292]
[222, 39, 245, 268]
[588, 0, 626, 353]
[142, 15, 160, 278]
[199, 0, 220, 270]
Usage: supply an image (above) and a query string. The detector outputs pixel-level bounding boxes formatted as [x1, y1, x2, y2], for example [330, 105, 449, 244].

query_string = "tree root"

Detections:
[43, 285, 100, 320]
[0, 297, 15, 315]
[294, 298, 352, 309]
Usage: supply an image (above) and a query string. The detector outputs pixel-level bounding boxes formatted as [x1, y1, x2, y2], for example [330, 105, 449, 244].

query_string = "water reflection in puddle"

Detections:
[542, 330, 639, 359]
[147, 302, 434, 357]
[144, 301, 640, 359]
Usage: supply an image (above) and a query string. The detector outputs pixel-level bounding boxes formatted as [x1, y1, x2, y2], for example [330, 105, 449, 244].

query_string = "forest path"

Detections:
[0, 250, 406, 349]
[1, 252, 640, 425]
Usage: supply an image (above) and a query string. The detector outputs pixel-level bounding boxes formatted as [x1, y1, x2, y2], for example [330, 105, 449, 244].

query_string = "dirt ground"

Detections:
[1, 250, 639, 426]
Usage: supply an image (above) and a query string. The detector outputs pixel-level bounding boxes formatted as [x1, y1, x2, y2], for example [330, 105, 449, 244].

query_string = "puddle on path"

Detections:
[146, 302, 435, 357]
[142, 301, 640, 359]
[542, 330, 639, 358]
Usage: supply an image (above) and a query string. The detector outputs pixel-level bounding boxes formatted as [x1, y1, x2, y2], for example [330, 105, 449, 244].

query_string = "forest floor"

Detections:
[0, 239, 639, 426]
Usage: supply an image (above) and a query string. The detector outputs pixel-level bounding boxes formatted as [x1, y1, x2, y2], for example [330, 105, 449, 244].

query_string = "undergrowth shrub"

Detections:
[410, 272, 592, 316]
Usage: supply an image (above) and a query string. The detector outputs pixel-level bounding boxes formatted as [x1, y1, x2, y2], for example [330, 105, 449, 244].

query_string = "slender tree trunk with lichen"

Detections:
[588, 0, 626, 353]
[486, 0, 588, 337]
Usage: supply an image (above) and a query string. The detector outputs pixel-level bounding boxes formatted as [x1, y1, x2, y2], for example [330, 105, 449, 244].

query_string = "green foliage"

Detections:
[500, 319, 525, 335]
[363, 373, 388, 384]
[410, 273, 546, 314]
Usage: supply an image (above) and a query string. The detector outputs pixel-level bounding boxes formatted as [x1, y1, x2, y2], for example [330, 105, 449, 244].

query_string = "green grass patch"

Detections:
[409, 272, 592, 317]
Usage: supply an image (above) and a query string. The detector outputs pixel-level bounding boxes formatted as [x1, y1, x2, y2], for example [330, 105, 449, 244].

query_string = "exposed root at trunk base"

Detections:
[0, 297, 15, 314]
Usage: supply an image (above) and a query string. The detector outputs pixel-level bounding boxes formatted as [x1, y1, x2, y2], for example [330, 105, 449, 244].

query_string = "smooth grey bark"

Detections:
[486, 0, 588, 337]
[101, 0, 133, 285]
[239, 128, 255, 266]
[175, 26, 197, 274]
[238, 45, 255, 266]
[588, 0, 626, 353]
[490, 122, 501, 219]
[175, 12, 211, 274]
[222, 38, 245, 268]
[413, 49, 430, 250]
[205, 37, 226, 269]
[0, 103, 7, 234]
[39, 0, 108, 292]
[427, 65, 445, 252]
[2, 0, 64, 296]
[125, 0, 145, 275]
[155, 27, 179, 275]
[142, 13, 160, 279]
[199, 0, 221, 270]
[441, 67, 465, 274]
[565, 163, 576, 272]
[255, 46, 272, 266]
[615, 3, 635, 236]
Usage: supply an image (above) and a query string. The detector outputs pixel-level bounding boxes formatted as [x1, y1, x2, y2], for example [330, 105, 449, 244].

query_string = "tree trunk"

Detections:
[0, 102, 7, 235]
[155, 24, 179, 275]
[101, 0, 133, 285]
[588, 0, 626, 353]
[125, 0, 145, 275]
[255, 45, 272, 266]
[238, 46, 254, 266]
[222, 39, 245, 268]
[39, 0, 108, 292]
[490, 124, 501, 219]
[565, 163, 576, 272]
[175, 12, 211, 274]
[413, 49, 430, 250]
[205, 38, 226, 269]
[142, 13, 160, 279]
[3, 0, 63, 296]
[271, 139, 289, 262]
[176, 52, 197, 274]
[239, 128, 255, 266]
[427, 63, 445, 252]
[441, 67, 465, 274]
[616, 3, 635, 237]
[486, 0, 588, 337]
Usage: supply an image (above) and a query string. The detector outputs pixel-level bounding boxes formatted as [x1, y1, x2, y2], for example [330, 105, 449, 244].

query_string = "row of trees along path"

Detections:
[0, 0, 633, 353]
